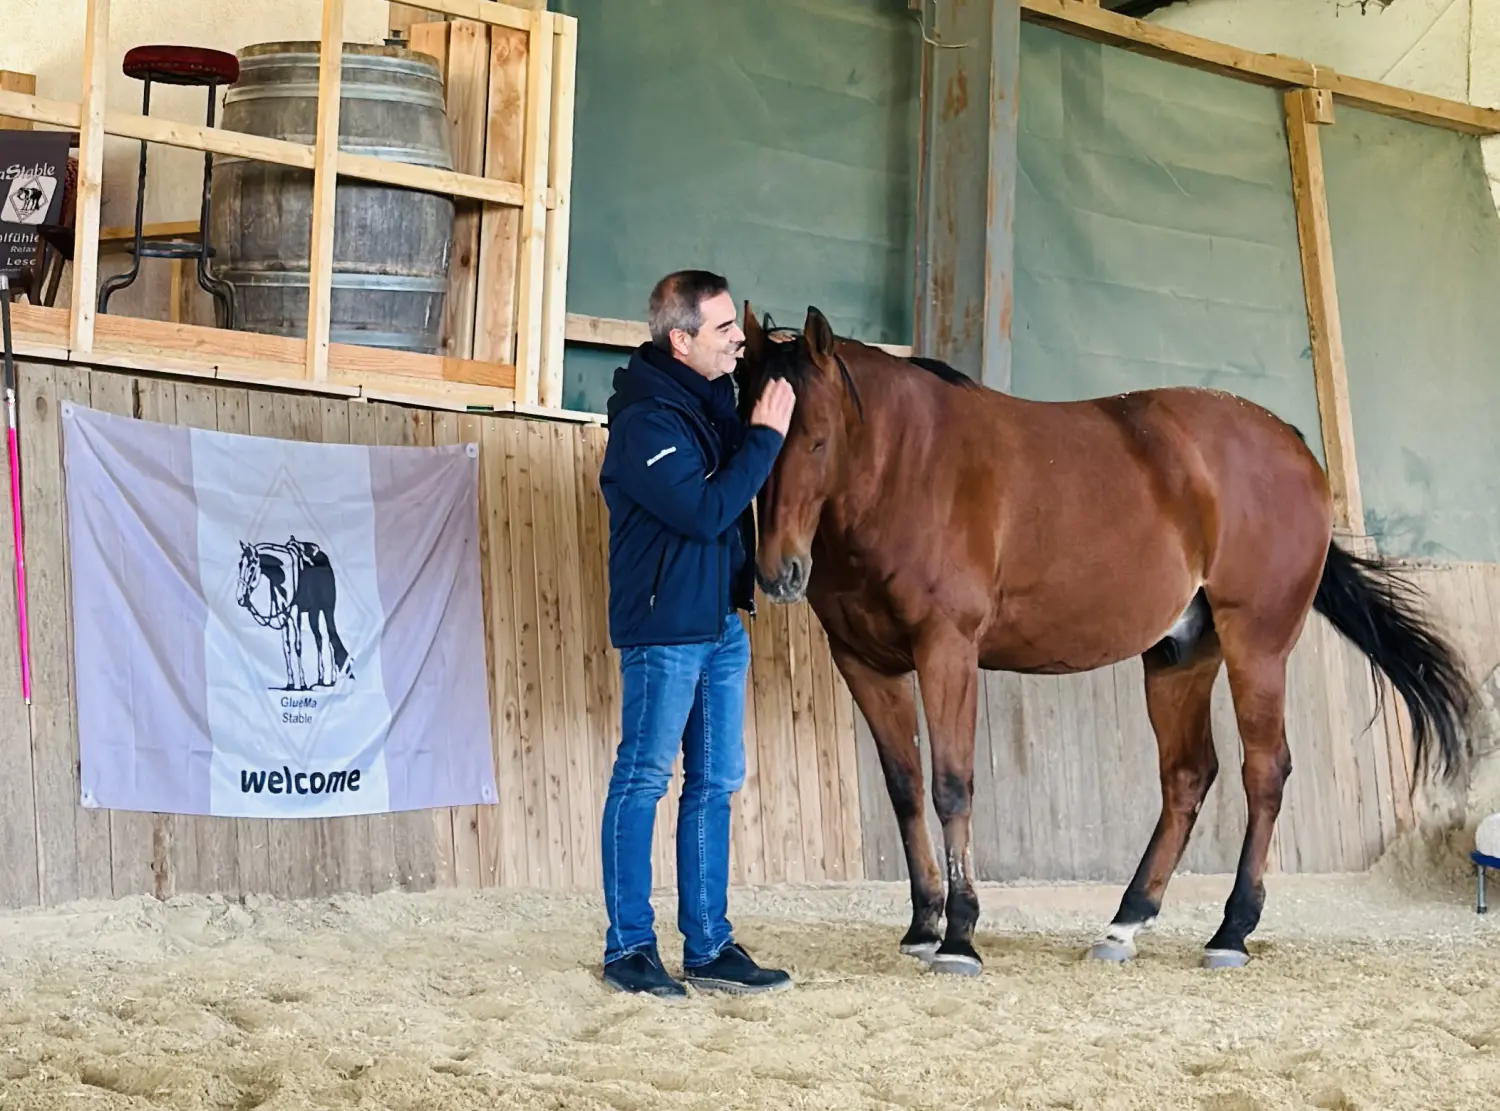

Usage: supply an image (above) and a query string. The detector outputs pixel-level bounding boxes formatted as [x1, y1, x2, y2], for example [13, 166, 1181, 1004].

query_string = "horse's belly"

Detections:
[978, 558, 1199, 674]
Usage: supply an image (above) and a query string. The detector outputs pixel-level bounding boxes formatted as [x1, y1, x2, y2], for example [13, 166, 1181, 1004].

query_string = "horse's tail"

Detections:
[327, 619, 350, 673]
[322, 596, 352, 675]
[1312, 539, 1473, 782]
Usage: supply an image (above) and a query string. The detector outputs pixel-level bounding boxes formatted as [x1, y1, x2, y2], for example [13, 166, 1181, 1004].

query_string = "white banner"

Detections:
[62, 403, 498, 819]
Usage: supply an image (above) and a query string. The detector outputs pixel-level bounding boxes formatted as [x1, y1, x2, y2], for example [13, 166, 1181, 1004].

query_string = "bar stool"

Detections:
[97, 45, 240, 328]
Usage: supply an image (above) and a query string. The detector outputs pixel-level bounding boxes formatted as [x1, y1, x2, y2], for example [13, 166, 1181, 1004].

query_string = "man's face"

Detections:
[671, 290, 745, 379]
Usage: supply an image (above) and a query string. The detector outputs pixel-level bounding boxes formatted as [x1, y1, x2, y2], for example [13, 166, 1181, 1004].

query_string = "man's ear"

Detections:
[804, 305, 835, 362]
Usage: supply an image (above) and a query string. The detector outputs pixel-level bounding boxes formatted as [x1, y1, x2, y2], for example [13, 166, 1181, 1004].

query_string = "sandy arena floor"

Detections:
[1, 838, 1497, 1111]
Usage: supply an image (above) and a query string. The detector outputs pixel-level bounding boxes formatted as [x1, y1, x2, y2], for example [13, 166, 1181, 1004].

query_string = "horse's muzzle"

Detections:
[757, 554, 810, 605]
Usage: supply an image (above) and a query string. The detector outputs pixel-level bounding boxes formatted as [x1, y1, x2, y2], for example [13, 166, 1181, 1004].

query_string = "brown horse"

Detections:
[735, 302, 1472, 975]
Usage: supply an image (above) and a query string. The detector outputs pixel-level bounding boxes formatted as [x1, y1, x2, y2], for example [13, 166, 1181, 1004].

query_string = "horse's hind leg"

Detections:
[829, 646, 945, 961]
[1201, 638, 1295, 969]
[1091, 628, 1223, 963]
[309, 613, 327, 686]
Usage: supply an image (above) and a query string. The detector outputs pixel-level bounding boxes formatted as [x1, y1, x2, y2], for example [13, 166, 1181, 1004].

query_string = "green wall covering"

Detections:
[553, 0, 921, 413]
[1010, 25, 1322, 465]
[1320, 108, 1500, 562]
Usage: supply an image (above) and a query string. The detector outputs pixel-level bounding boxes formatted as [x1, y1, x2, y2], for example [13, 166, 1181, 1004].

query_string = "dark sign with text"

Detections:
[0, 130, 72, 278]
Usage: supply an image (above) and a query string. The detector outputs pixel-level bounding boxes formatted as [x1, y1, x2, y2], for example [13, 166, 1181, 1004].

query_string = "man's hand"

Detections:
[750, 378, 796, 437]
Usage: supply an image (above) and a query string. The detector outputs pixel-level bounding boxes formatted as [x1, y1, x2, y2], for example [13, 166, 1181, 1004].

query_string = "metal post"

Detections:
[912, 0, 1021, 391]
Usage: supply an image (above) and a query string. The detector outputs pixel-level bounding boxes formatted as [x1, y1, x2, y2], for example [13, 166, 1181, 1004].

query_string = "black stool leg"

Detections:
[1480, 865, 1488, 915]
[194, 82, 236, 330]
[98, 77, 153, 314]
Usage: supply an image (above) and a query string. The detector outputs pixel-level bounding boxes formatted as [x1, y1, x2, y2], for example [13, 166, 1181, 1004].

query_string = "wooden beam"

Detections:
[1019, 0, 1317, 88]
[539, 13, 578, 410]
[385, 0, 532, 32]
[98, 219, 201, 252]
[1314, 69, 1500, 136]
[0, 71, 36, 129]
[1284, 88, 1363, 533]
[69, 0, 108, 354]
[0, 90, 78, 130]
[512, 9, 554, 406]
[1019, 1, 1500, 135]
[0, 91, 526, 209]
[8, 303, 516, 394]
[338, 151, 524, 207]
[306, 0, 347, 381]
[563, 313, 915, 359]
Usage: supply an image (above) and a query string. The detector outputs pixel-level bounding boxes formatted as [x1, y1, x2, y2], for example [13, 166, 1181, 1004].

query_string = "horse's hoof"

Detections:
[900, 940, 939, 964]
[1087, 938, 1136, 963]
[1201, 948, 1250, 970]
[928, 952, 983, 977]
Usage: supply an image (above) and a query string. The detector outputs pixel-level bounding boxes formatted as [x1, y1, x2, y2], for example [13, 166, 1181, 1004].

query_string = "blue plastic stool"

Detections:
[1475, 851, 1499, 914]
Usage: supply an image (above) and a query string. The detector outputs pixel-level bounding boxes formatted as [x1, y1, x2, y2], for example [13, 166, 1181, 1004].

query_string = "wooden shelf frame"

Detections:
[3, 0, 1493, 422]
[1019, 0, 1500, 136]
[0, 0, 579, 413]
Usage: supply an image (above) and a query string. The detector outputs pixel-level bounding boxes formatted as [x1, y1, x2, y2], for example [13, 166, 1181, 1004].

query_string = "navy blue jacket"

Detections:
[599, 344, 784, 648]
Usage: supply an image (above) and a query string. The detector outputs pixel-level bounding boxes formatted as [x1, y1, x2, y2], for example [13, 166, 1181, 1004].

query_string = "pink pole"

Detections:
[1, 277, 28, 705]
[6, 407, 27, 705]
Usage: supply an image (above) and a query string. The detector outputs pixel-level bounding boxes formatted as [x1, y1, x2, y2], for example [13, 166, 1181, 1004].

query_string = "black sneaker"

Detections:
[602, 946, 687, 998]
[682, 942, 792, 995]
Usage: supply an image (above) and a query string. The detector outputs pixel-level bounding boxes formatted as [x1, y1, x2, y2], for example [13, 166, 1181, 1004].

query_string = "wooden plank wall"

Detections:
[0, 362, 863, 909]
[3, 362, 1489, 910]
[854, 575, 1460, 887]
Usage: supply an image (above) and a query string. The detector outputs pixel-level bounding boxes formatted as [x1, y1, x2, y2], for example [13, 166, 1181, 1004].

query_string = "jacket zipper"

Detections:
[648, 542, 667, 611]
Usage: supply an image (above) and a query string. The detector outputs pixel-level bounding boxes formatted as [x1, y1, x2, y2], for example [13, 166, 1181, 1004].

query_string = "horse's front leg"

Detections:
[914, 626, 983, 976]
[281, 622, 296, 690]
[828, 644, 945, 961]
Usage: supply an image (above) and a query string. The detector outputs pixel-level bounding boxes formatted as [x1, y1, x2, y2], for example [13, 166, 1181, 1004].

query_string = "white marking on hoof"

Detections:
[1087, 938, 1136, 963]
[928, 952, 983, 977]
[1201, 948, 1251, 970]
[900, 940, 939, 963]
[1086, 918, 1153, 962]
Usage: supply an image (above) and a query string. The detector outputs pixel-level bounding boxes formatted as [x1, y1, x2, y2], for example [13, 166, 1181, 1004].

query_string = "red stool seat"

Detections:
[123, 45, 239, 87]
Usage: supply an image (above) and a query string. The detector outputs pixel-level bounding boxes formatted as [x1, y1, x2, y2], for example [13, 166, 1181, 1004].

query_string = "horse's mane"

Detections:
[757, 325, 977, 391]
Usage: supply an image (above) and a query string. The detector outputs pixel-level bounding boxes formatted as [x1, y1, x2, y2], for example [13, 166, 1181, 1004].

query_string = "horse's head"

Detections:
[235, 541, 259, 608]
[736, 302, 861, 605]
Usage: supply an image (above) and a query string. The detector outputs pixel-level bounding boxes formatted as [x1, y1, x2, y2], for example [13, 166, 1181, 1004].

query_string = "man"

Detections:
[596, 270, 796, 997]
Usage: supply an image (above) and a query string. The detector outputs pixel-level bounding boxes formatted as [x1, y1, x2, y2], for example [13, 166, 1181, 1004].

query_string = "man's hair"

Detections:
[647, 270, 730, 349]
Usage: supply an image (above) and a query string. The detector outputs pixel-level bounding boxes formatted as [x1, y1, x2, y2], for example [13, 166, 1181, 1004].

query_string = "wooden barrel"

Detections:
[209, 41, 454, 354]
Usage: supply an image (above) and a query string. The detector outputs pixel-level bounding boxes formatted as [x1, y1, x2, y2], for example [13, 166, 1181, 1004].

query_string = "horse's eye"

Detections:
[810, 439, 826, 454]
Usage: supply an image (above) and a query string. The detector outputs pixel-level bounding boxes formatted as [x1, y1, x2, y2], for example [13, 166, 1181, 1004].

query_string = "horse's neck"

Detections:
[831, 367, 934, 534]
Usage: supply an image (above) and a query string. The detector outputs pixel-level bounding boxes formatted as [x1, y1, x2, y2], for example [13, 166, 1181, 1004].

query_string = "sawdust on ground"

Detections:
[1, 839, 1496, 1111]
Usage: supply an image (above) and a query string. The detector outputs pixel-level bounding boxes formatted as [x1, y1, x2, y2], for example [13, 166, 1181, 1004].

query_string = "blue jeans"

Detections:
[602, 612, 750, 967]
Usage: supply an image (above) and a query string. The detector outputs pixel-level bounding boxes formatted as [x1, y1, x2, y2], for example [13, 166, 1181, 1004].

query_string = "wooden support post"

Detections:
[539, 15, 577, 410]
[69, 0, 109, 354]
[1284, 86, 1364, 534]
[512, 9, 554, 406]
[473, 20, 529, 368]
[912, 0, 1021, 391]
[0, 71, 36, 129]
[306, 0, 347, 381]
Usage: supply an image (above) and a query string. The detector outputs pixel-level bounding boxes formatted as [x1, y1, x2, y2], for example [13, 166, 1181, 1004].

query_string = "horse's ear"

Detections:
[741, 299, 764, 364]
[804, 305, 835, 362]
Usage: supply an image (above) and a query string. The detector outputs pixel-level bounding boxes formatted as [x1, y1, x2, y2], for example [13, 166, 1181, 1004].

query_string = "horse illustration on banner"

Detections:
[234, 535, 355, 692]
